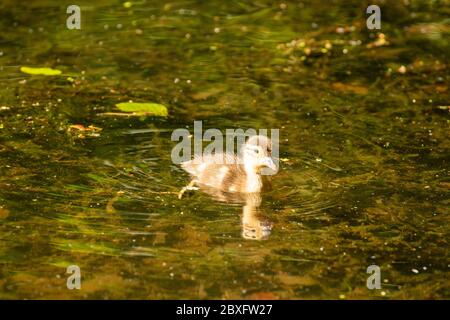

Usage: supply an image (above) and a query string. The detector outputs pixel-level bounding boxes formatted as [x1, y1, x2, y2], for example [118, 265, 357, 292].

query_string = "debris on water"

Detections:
[366, 33, 389, 48]
[68, 124, 102, 138]
[331, 82, 368, 95]
[398, 65, 407, 74]
[106, 191, 125, 214]
[0, 206, 9, 218]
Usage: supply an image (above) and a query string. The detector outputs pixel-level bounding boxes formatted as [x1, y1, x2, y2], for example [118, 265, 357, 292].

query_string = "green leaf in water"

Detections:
[20, 66, 62, 76]
[115, 102, 168, 117]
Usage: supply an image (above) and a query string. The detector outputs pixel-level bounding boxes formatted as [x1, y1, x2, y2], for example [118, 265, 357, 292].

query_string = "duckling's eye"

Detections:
[254, 148, 259, 154]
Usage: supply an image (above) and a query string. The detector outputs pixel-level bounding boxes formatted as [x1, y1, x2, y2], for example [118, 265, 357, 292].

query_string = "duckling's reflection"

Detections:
[195, 185, 272, 240]
[178, 135, 277, 240]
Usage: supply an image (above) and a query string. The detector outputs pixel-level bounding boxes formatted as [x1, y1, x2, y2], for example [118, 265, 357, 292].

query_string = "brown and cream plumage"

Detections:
[178, 135, 277, 198]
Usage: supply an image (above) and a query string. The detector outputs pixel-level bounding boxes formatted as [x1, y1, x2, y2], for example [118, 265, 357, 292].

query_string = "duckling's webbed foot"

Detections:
[178, 180, 199, 199]
[242, 220, 272, 240]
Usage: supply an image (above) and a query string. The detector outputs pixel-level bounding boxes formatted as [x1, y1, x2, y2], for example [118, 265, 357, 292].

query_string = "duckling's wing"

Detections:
[181, 153, 237, 176]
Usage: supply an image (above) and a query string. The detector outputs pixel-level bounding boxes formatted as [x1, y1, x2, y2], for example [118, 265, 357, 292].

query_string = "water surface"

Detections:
[0, 0, 449, 299]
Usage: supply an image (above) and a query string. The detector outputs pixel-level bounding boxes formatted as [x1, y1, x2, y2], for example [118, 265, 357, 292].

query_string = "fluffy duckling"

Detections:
[179, 135, 277, 198]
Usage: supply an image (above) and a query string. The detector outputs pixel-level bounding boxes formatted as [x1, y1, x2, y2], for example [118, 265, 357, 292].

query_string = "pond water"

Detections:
[0, 0, 448, 299]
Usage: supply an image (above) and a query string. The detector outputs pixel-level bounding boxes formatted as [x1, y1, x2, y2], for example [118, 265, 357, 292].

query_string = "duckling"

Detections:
[178, 135, 277, 198]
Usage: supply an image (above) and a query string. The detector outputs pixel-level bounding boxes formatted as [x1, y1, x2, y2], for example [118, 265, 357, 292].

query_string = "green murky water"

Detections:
[0, 0, 449, 299]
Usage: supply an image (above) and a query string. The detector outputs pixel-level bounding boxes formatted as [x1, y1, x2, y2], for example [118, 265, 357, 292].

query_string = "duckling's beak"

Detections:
[259, 157, 277, 172]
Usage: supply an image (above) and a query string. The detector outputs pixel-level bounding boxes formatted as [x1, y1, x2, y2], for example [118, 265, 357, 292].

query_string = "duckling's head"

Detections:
[242, 135, 277, 174]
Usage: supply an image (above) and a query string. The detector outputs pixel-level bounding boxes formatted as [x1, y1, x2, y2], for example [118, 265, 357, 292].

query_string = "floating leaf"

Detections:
[115, 102, 168, 117]
[20, 66, 62, 76]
